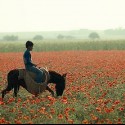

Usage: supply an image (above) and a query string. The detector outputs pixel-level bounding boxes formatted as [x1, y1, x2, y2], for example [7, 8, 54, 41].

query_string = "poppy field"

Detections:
[0, 50, 125, 124]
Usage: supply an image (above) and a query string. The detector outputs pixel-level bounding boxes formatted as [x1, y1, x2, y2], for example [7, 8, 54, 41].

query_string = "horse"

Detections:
[1, 69, 67, 99]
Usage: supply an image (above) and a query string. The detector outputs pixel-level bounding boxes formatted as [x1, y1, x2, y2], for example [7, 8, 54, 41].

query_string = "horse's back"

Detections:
[7, 69, 19, 82]
[8, 69, 19, 75]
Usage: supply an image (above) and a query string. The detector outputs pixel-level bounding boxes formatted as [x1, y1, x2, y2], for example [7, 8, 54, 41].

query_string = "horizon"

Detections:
[0, 0, 125, 32]
[0, 27, 125, 33]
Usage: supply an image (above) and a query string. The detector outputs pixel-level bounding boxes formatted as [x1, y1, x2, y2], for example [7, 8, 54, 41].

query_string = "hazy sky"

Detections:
[0, 0, 125, 32]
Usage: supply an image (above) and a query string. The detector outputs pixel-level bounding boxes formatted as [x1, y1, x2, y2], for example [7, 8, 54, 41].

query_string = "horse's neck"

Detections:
[49, 70, 61, 84]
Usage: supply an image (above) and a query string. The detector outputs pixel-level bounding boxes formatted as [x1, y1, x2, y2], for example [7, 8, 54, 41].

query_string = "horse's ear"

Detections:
[62, 73, 67, 78]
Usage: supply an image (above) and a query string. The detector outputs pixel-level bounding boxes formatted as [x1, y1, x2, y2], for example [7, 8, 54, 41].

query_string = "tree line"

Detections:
[1, 32, 100, 41]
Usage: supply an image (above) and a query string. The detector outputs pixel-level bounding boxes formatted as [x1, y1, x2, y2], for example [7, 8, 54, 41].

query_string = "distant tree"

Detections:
[33, 35, 44, 40]
[65, 35, 75, 40]
[3, 35, 18, 41]
[104, 28, 125, 35]
[88, 32, 100, 40]
[57, 34, 64, 39]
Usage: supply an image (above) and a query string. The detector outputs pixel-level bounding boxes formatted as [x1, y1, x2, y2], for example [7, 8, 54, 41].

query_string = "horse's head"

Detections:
[55, 73, 67, 96]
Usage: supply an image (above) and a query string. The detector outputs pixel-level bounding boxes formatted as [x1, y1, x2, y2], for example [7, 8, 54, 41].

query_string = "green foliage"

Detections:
[57, 34, 65, 39]
[0, 39, 125, 52]
[88, 32, 100, 40]
[33, 35, 44, 40]
[3, 35, 18, 41]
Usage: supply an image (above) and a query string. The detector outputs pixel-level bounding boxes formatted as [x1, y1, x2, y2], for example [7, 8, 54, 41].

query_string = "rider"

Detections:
[23, 40, 43, 83]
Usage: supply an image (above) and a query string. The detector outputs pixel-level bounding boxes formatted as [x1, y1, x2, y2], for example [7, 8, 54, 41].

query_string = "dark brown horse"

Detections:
[1, 69, 67, 99]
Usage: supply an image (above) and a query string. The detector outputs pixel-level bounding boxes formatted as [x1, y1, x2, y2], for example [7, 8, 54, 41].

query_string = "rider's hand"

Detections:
[34, 64, 37, 67]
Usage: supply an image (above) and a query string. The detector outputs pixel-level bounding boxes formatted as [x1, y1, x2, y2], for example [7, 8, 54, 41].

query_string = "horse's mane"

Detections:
[48, 70, 63, 83]
[49, 70, 62, 77]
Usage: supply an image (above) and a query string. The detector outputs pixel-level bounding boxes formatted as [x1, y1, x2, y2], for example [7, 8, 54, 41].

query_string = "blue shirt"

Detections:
[23, 49, 34, 69]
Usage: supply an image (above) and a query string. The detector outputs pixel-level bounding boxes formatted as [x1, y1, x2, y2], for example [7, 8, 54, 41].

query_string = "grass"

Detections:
[0, 39, 125, 52]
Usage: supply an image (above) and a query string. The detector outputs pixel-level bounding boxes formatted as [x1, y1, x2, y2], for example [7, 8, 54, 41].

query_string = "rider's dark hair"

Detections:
[26, 41, 34, 48]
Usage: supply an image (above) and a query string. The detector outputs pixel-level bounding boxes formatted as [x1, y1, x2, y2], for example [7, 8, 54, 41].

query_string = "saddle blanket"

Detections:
[18, 67, 50, 95]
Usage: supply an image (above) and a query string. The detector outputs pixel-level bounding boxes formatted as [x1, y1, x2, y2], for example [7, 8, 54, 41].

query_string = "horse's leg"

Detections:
[1, 74, 14, 99]
[13, 84, 20, 98]
[46, 86, 54, 97]
[1, 85, 13, 99]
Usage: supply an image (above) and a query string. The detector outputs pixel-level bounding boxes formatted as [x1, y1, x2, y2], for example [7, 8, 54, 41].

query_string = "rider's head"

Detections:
[26, 41, 34, 51]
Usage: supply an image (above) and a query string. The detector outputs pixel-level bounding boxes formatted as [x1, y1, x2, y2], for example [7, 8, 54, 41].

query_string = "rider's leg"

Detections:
[27, 66, 43, 83]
